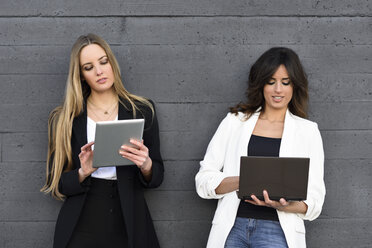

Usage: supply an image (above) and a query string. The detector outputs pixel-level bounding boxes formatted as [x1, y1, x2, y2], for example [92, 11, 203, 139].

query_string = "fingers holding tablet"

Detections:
[120, 139, 152, 171]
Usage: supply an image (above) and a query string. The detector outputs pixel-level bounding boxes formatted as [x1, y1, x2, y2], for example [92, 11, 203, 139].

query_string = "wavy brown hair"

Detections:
[41, 34, 153, 200]
[230, 47, 308, 119]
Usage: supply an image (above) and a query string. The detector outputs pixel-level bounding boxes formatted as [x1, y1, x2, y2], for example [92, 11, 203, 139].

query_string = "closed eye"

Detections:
[100, 59, 108, 65]
[99, 56, 109, 65]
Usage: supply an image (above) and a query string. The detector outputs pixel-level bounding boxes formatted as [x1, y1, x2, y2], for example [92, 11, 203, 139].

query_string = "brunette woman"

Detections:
[195, 47, 325, 248]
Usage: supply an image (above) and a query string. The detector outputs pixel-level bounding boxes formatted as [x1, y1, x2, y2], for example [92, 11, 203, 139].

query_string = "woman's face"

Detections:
[263, 64, 293, 112]
[79, 44, 115, 94]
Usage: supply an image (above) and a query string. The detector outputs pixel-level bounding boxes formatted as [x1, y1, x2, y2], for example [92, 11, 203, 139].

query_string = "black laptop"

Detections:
[238, 156, 309, 201]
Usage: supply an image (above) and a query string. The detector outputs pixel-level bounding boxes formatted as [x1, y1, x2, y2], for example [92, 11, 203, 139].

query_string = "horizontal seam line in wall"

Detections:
[4, 158, 371, 163]
[0, 158, 369, 162]
[0, 159, 193, 161]
[315, 216, 372, 220]
[0, 220, 211, 223]
[1, 101, 372, 103]
[1, 44, 371, 47]
[153, 189, 197, 192]
[318, 129, 372, 131]
[151, 220, 211, 222]
[0, 73, 371, 76]
[310, 100, 372, 102]
[2, 43, 371, 47]
[159, 101, 372, 104]
[0, 73, 67, 75]
[1, 129, 372, 134]
[0, 220, 56, 222]
[163, 159, 201, 161]
[0, 160, 203, 163]
[148, 220, 212, 222]
[156, 101, 237, 104]
[0, 15, 371, 18]
[0, 158, 370, 164]
[0, 131, 48, 134]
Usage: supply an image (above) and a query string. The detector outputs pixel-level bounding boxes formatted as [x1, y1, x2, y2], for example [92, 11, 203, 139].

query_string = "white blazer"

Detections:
[195, 110, 325, 248]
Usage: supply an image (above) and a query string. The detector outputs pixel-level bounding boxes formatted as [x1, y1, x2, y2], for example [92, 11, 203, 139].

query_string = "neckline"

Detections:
[251, 134, 282, 140]
[87, 115, 118, 123]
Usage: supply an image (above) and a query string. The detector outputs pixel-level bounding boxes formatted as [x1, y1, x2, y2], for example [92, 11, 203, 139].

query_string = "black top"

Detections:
[236, 134, 281, 221]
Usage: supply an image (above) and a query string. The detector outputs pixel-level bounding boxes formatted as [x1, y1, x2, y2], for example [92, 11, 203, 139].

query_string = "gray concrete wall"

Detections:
[0, 0, 371, 247]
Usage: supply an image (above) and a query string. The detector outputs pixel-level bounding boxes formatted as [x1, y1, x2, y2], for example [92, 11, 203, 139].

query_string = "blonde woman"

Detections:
[42, 34, 163, 248]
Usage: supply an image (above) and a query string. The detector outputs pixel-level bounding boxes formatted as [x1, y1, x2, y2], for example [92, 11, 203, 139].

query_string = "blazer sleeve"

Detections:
[298, 123, 326, 221]
[195, 113, 233, 199]
[58, 168, 89, 197]
[138, 100, 164, 188]
[57, 126, 90, 197]
[46, 142, 88, 198]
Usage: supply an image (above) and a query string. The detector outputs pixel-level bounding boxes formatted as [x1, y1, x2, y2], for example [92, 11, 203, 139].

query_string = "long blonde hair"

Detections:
[41, 33, 153, 200]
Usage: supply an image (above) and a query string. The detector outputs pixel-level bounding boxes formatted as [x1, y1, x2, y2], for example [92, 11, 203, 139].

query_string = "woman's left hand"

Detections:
[119, 139, 152, 173]
[245, 190, 289, 210]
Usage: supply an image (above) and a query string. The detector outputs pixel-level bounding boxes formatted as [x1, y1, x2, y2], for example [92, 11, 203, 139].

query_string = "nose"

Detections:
[274, 82, 282, 93]
[95, 65, 103, 76]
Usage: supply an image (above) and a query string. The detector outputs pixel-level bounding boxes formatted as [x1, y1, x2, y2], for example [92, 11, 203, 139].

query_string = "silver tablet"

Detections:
[92, 119, 145, 168]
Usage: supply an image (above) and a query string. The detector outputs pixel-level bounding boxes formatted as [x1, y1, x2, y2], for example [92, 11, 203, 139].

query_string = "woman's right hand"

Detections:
[78, 141, 97, 182]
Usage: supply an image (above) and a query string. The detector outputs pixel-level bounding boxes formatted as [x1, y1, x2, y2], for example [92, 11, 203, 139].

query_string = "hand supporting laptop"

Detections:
[216, 176, 308, 214]
[246, 190, 308, 213]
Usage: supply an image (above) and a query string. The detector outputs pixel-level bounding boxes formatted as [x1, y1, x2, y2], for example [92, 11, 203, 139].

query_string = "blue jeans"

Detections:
[225, 217, 288, 248]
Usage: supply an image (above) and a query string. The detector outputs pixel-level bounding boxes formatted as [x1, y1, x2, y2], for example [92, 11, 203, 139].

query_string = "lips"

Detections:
[96, 77, 107, 84]
[272, 96, 284, 102]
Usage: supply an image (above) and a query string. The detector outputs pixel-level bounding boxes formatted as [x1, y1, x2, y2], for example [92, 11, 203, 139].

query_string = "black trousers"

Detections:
[67, 178, 128, 248]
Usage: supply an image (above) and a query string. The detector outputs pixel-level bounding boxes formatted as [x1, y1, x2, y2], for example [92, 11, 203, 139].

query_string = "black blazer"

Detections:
[53, 99, 164, 248]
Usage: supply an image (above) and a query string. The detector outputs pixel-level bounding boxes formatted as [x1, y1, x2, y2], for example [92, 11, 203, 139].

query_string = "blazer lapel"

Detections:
[240, 112, 260, 156]
[233, 112, 260, 175]
[279, 109, 296, 157]
[118, 100, 134, 121]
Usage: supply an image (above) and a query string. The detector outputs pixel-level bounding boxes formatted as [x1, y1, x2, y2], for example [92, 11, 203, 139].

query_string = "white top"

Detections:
[87, 116, 118, 180]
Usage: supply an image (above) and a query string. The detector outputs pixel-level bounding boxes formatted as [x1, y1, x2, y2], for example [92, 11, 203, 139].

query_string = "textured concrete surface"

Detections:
[0, 1, 371, 247]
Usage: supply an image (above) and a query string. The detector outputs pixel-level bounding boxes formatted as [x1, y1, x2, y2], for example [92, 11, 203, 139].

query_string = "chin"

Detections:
[91, 86, 113, 94]
[268, 103, 289, 111]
